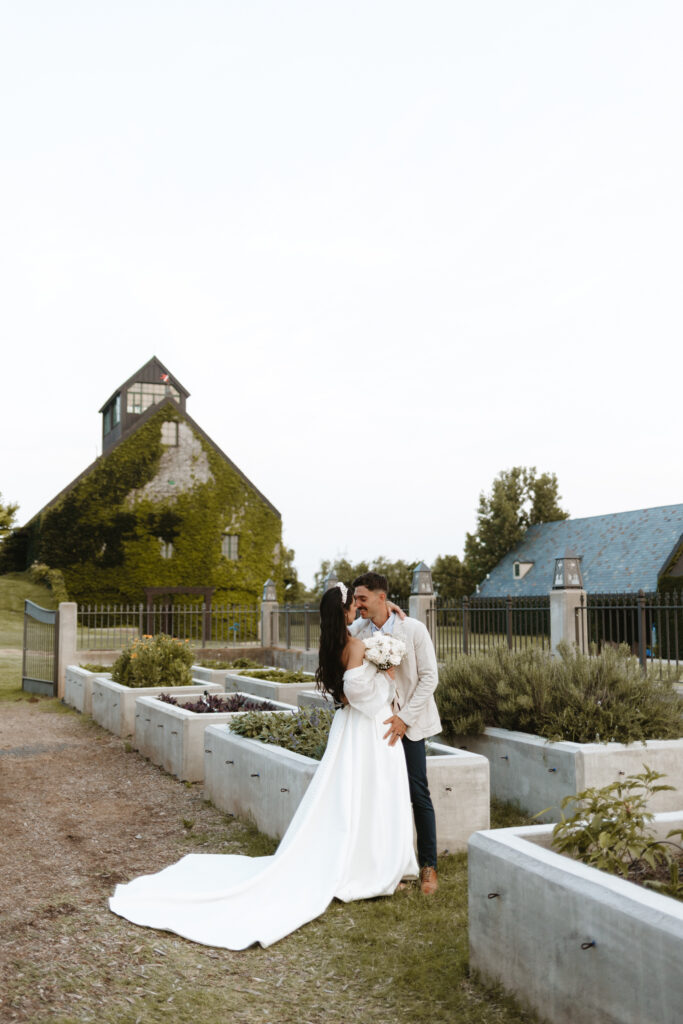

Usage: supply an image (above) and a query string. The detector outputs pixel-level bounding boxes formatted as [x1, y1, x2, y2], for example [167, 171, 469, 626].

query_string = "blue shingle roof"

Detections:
[476, 504, 683, 596]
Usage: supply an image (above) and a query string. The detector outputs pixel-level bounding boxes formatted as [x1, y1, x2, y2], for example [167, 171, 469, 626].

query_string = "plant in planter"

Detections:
[437, 642, 682, 744]
[238, 668, 312, 684]
[438, 644, 683, 821]
[112, 633, 195, 688]
[158, 691, 277, 714]
[229, 707, 335, 760]
[197, 657, 262, 670]
[551, 766, 683, 901]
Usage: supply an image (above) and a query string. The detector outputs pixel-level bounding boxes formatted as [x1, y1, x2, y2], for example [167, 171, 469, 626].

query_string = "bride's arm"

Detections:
[343, 661, 393, 718]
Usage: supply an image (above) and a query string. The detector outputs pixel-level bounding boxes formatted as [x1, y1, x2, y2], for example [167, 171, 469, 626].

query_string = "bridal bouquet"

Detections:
[363, 634, 407, 671]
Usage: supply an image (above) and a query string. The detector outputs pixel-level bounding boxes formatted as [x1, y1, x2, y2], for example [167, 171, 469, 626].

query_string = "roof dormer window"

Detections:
[513, 560, 534, 580]
[127, 380, 180, 415]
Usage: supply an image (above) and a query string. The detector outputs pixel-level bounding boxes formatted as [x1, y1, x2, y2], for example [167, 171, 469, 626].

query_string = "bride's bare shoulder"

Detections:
[342, 637, 366, 670]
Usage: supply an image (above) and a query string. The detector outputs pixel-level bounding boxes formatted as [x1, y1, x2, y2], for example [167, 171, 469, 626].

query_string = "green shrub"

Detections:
[28, 561, 69, 603]
[551, 766, 683, 901]
[239, 668, 312, 683]
[437, 643, 683, 744]
[112, 633, 195, 688]
[78, 663, 112, 673]
[197, 657, 262, 670]
[229, 707, 335, 760]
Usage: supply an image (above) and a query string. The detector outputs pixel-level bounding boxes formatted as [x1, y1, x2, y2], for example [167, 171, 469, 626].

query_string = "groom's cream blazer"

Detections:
[349, 615, 441, 742]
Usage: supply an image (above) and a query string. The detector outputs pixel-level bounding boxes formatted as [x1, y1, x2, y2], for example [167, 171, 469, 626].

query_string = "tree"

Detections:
[282, 546, 305, 604]
[463, 467, 568, 590]
[311, 556, 417, 604]
[313, 558, 370, 598]
[432, 553, 467, 601]
[0, 493, 18, 543]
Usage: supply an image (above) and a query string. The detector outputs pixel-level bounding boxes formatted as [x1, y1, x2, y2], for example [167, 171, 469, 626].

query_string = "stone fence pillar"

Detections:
[57, 602, 78, 699]
[549, 588, 587, 655]
[261, 579, 279, 648]
[408, 561, 436, 642]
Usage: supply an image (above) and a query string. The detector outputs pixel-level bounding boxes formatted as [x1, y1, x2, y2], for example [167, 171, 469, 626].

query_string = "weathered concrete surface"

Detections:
[297, 689, 334, 710]
[425, 741, 490, 852]
[453, 727, 683, 821]
[134, 694, 297, 782]
[203, 728, 319, 839]
[190, 665, 229, 686]
[266, 648, 319, 673]
[224, 670, 317, 704]
[203, 728, 489, 851]
[468, 814, 683, 1024]
[56, 603, 78, 698]
[91, 678, 222, 739]
[64, 665, 112, 715]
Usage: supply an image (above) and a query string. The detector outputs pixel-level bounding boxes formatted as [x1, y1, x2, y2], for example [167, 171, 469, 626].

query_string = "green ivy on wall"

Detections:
[4, 406, 282, 605]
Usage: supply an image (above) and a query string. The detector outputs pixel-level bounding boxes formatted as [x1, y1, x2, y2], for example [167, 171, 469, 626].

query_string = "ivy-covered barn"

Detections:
[4, 357, 282, 604]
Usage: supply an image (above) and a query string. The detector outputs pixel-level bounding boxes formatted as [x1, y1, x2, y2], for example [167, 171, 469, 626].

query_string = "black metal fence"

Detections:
[276, 604, 321, 651]
[578, 590, 683, 673]
[77, 603, 261, 650]
[428, 595, 551, 661]
[22, 600, 59, 695]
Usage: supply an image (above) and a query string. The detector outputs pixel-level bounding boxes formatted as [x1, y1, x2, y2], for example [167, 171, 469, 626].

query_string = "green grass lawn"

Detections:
[0, 571, 57, 647]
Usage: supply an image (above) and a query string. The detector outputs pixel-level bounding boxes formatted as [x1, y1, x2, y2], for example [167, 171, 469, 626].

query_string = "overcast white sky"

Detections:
[2, 1, 682, 587]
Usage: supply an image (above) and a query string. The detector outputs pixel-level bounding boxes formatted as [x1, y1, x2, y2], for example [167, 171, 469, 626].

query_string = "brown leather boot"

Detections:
[419, 866, 438, 895]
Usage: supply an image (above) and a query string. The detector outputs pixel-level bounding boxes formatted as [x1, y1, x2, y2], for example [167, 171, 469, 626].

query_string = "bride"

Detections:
[109, 582, 418, 949]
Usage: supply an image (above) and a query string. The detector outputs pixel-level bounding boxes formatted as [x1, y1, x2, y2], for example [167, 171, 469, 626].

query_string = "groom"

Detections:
[349, 571, 441, 895]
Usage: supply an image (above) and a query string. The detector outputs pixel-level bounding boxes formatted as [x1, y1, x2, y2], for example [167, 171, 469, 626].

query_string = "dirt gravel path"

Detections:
[0, 699, 274, 1023]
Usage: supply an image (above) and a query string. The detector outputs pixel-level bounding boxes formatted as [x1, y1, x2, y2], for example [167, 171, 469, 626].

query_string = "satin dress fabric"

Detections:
[109, 661, 418, 949]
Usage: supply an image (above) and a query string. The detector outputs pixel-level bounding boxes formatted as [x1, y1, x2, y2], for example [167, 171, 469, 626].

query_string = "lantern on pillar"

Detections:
[411, 561, 434, 595]
[323, 570, 339, 592]
[552, 553, 583, 589]
[262, 578, 277, 602]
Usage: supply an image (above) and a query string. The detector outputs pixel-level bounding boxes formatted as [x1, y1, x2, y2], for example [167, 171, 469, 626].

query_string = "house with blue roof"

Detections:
[476, 504, 683, 596]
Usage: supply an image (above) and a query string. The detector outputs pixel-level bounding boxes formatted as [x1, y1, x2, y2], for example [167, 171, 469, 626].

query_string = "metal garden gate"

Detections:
[22, 599, 59, 695]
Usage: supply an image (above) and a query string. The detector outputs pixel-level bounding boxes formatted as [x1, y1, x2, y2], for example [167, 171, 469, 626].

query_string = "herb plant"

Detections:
[437, 643, 683, 744]
[229, 707, 335, 760]
[112, 633, 195, 688]
[238, 668, 312, 684]
[158, 691, 276, 713]
[551, 766, 683, 901]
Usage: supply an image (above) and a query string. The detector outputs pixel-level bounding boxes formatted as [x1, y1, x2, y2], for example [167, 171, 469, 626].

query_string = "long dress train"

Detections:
[108, 661, 418, 949]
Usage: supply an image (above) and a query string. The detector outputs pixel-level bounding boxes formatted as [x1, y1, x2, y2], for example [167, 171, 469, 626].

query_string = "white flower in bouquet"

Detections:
[363, 634, 407, 671]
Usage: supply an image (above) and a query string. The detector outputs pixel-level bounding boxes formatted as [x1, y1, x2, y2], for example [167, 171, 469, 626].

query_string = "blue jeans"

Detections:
[401, 735, 437, 869]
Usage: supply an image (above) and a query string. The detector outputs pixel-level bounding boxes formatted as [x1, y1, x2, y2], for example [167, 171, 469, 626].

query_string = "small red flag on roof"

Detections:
[160, 373, 170, 383]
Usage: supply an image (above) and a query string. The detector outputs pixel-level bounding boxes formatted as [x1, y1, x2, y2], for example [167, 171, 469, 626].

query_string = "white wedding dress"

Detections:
[109, 661, 418, 949]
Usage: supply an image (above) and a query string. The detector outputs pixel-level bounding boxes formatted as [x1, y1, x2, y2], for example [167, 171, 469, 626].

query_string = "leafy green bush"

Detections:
[551, 766, 683, 901]
[112, 634, 195, 688]
[229, 707, 335, 760]
[28, 561, 69, 603]
[78, 663, 112, 673]
[238, 668, 312, 683]
[437, 643, 683, 744]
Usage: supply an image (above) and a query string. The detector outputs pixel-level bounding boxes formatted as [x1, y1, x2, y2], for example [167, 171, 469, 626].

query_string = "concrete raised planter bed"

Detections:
[203, 727, 489, 849]
[190, 665, 230, 686]
[224, 669, 317, 705]
[135, 693, 297, 782]
[453, 726, 683, 821]
[203, 727, 319, 839]
[91, 677, 223, 740]
[64, 665, 112, 715]
[468, 812, 683, 1024]
[297, 689, 334, 710]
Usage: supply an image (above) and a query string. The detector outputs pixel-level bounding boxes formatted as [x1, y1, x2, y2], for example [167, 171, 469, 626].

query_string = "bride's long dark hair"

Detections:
[315, 583, 354, 705]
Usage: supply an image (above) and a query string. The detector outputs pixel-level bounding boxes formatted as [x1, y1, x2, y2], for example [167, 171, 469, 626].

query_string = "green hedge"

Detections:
[436, 643, 683, 744]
